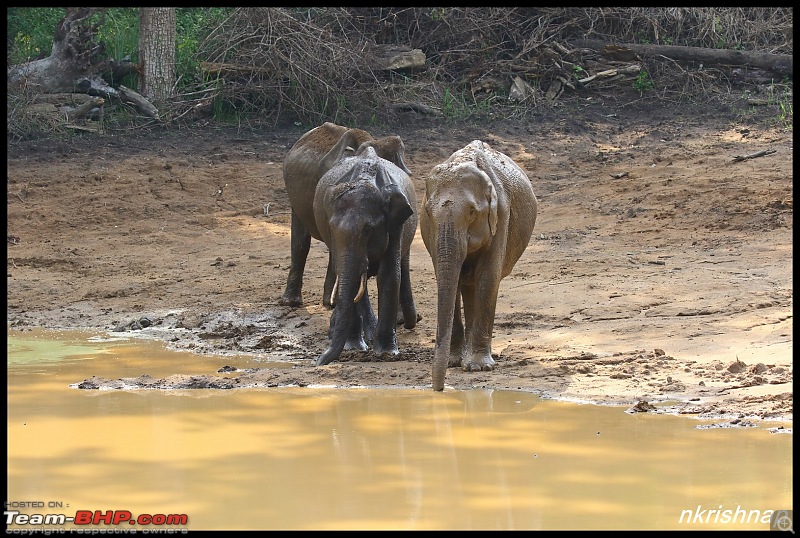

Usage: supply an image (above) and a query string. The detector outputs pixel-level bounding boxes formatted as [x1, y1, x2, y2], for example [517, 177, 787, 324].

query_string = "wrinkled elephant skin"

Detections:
[279, 122, 412, 309]
[421, 140, 538, 391]
[313, 146, 418, 367]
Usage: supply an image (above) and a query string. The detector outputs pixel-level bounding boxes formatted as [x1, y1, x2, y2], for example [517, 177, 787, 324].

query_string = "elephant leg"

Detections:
[397, 253, 419, 329]
[448, 288, 465, 367]
[373, 243, 402, 355]
[461, 265, 501, 372]
[322, 251, 336, 309]
[279, 211, 311, 307]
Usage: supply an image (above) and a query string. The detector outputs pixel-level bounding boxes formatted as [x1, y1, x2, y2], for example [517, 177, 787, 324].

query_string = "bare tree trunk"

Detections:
[139, 8, 176, 104]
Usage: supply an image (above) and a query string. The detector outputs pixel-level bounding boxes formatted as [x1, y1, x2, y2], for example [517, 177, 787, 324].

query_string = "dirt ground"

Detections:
[6, 94, 793, 424]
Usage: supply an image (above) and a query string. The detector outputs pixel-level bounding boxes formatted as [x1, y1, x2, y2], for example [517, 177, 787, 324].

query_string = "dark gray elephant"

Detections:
[279, 122, 412, 311]
[313, 145, 418, 366]
[420, 140, 538, 391]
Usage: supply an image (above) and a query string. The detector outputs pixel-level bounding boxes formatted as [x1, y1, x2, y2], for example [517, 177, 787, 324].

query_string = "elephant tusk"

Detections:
[354, 273, 367, 303]
[330, 276, 338, 306]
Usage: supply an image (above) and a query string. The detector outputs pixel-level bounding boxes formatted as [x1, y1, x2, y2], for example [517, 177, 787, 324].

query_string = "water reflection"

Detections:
[6, 329, 793, 530]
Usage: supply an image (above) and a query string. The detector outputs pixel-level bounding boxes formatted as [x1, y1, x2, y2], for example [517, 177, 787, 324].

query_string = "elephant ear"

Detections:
[474, 149, 499, 237]
[320, 129, 361, 172]
[384, 184, 413, 230]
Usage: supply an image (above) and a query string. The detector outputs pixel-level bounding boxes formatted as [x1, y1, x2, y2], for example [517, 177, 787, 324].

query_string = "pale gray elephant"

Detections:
[313, 145, 418, 366]
[420, 140, 538, 391]
[280, 122, 412, 311]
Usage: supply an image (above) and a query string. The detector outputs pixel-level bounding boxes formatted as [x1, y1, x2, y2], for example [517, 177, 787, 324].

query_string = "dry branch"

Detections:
[578, 65, 641, 84]
[732, 149, 777, 162]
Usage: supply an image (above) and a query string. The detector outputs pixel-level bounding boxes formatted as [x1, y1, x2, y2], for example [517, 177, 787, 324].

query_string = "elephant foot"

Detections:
[462, 354, 496, 372]
[278, 294, 302, 307]
[373, 341, 399, 356]
[344, 337, 368, 351]
[447, 356, 463, 368]
[397, 312, 422, 329]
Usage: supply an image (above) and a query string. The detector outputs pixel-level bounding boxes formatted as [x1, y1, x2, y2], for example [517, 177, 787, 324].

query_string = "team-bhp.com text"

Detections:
[6, 510, 188, 534]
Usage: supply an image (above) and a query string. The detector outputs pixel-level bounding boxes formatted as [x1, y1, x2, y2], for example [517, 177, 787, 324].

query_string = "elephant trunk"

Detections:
[432, 221, 466, 391]
[329, 272, 366, 306]
[316, 267, 366, 366]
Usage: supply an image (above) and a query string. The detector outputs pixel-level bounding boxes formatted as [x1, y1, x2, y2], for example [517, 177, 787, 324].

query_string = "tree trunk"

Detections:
[139, 8, 176, 104]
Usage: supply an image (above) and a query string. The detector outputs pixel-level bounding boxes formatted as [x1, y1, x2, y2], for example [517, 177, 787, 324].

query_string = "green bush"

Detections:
[7, 8, 66, 63]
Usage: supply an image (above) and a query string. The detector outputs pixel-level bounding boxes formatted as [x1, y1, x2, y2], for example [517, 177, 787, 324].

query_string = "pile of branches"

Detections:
[188, 7, 792, 125]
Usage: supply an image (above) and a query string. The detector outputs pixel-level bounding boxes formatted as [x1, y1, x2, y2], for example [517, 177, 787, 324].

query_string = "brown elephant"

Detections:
[420, 140, 538, 391]
[313, 145, 418, 366]
[280, 122, 413, 311]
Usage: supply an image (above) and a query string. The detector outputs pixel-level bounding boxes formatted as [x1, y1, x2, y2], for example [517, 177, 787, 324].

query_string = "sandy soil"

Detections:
[6, 96, 793, 424]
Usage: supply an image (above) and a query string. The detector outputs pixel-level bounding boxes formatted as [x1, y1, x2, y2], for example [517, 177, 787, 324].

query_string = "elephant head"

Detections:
[421, 140, 537, 391]
[314, 146, 417, 366]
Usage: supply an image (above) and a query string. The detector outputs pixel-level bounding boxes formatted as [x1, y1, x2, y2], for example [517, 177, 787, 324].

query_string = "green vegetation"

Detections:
[634, 71, 655, 93]
[765, 79, 793, 128]
[7, 8, 65, 63]
[442, 88, 468, 119]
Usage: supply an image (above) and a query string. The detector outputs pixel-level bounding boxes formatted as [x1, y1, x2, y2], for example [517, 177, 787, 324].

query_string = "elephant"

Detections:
[279, 122, 413, 312]
[420, 140, 538, 391]
[313, 144, 418, 366]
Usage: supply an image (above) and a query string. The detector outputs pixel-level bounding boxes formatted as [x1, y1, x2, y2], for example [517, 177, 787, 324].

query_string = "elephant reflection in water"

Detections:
[421, 140, 538, 391]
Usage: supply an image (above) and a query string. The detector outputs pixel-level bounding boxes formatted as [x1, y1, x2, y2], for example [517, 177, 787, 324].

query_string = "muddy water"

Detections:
[7, 329, 793, 531]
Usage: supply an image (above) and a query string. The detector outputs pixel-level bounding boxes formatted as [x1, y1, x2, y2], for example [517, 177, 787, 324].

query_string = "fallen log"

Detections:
[75, 76, 120, 100]
[119, 85, 160, 120]
[573, 39, 792, 77]
[389, 102, 442, 116]
[64, 96, 104, 122]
